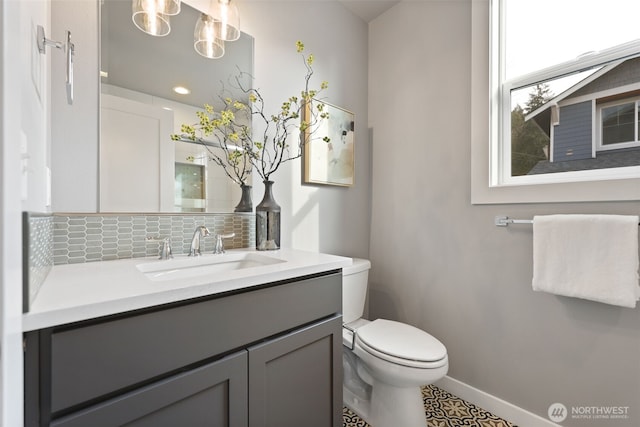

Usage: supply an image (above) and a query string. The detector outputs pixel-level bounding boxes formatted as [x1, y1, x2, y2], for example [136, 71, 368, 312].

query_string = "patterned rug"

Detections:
[343, 384, 517, 427]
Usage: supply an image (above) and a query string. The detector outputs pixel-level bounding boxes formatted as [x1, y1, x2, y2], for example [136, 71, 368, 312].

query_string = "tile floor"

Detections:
[343, 384, 517, 427]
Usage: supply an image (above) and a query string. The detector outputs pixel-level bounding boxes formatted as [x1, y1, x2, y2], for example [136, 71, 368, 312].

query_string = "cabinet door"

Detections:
[51, 350, 248, 427]
[248, 315, 342, 427]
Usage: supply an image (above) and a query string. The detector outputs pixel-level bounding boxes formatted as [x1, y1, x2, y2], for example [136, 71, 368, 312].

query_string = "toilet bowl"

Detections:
[342, 259, 448, 427]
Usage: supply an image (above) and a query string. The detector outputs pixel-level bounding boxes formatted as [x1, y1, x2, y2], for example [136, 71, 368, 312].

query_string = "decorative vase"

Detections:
[234, 184, 253, 212]
[256, 180, 281, 250]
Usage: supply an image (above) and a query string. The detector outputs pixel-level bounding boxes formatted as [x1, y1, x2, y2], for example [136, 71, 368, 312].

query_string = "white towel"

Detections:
[532, 214, 640, 308]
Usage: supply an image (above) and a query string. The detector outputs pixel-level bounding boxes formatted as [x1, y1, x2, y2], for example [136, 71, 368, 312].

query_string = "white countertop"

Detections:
[23, 248, 352, 332]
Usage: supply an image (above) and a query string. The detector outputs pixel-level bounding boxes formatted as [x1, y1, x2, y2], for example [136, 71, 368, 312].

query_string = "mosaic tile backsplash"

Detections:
[52, 213, 255, 265]
[24, 212, 255, 311]
[23, 213, 54, 312]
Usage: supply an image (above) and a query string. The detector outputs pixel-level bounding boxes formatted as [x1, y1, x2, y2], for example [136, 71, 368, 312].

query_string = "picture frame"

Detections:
[303, 101, 355, 187]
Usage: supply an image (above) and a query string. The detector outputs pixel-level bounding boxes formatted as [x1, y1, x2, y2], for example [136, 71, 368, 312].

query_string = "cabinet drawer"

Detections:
[46, 272, 341, 413]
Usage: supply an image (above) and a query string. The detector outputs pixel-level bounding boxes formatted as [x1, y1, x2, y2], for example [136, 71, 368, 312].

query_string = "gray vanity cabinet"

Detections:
[24, 271, 343, 427]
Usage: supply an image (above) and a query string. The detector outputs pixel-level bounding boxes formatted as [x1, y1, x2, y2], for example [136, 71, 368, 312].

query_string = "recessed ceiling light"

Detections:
[173, 86, 190, 95]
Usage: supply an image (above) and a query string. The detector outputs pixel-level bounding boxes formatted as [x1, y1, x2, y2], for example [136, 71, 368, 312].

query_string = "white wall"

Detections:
[369, 1, 640, 426]
[242, 1, 371, 257]
[16, 0, 51, 214]
[2, 1, 51, 424]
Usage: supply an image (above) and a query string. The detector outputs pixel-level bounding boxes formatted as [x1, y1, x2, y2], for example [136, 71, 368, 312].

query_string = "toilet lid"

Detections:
[356, 319, 447, 363]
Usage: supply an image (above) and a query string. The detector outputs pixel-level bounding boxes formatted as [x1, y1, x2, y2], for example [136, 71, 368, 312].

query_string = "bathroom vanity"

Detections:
[23, 249, 349, 427]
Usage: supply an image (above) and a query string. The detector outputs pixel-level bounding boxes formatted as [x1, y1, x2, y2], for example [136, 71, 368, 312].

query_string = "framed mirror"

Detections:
[99, 0, 254, 213]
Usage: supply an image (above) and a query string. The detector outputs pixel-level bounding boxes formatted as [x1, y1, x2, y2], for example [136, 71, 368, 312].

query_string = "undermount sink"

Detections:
[137, 252, 286, 282]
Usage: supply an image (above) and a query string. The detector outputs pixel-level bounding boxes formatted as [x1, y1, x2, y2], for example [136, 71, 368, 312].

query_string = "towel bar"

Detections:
[494, 215, 640, 227]
[494, 216, 532, 227]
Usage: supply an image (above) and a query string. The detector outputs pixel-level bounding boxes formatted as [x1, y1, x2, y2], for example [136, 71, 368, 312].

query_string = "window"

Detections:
[599, 99, 640, 149]
[490, 0, 640, 186]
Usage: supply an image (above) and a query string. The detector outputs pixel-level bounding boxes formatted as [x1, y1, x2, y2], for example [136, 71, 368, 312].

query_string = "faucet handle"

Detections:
[146, 236, 173, 260]
[213, 233, 235, 254]
[198, 225, 211, 236]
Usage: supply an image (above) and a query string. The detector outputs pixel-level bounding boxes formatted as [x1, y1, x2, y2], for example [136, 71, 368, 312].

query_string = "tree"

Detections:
[524, 83, 552, 114]
[172, 41, 329, 184]
[511, 84, 553, 176]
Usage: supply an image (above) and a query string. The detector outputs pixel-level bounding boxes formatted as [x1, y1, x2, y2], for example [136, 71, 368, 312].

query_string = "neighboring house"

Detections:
[525, 56, 640, 174]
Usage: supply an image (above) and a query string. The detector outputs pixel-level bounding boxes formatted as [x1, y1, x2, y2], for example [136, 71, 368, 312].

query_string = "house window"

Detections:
[490, 0, 640, 185]
[600, 101, 638, 147]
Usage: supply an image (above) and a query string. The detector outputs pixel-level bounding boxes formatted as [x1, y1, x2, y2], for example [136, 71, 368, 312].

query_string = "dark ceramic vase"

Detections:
[255, 180, 281, 250]
[234, 184, 253, 213]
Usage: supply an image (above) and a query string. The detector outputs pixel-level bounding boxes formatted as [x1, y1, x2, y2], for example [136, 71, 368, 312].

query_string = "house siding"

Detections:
[553, 101, 592, 162]
[570, 57, 640, 99]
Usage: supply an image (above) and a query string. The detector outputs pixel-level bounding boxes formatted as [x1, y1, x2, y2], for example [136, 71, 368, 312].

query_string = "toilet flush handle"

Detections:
[343, 324, 356, 350]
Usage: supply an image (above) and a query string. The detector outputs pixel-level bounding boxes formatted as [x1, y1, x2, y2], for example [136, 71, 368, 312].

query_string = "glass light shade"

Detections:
[209, 0, 240, 42]
[160, 0, 181, 16]
[194, 13, 225, 59]
[132, 0, 171, 36]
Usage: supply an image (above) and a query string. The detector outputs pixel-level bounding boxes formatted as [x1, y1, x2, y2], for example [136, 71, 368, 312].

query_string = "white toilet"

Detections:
[342, 258, 448, 427]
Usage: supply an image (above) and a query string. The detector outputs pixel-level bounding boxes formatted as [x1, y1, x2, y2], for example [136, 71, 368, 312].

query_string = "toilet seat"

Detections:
[355, 319, 447, 369]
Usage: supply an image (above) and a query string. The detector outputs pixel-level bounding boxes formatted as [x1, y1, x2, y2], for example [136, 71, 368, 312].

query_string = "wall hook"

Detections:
[36, 25, 63, 54]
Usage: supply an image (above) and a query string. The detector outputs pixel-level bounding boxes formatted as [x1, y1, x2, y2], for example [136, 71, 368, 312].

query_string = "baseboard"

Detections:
[435, 376, 560, 427]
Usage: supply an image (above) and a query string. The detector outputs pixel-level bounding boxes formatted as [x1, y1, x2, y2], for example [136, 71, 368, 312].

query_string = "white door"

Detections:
[100, 94, 174, 212]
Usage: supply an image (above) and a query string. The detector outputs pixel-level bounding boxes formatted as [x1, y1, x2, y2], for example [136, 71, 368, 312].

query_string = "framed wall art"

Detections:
[303, 101, 355, 186]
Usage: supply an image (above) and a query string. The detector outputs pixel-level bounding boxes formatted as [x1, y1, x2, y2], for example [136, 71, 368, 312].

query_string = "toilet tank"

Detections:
[342, 258, 371, 324]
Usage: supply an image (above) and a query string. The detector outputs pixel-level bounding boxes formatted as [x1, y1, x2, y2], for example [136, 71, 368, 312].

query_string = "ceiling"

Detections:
[339, 0, 400, 22]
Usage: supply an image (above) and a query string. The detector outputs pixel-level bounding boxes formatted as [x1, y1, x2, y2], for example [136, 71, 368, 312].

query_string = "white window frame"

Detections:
[597, 98, 640, 151]
[489, 0, 640, 188]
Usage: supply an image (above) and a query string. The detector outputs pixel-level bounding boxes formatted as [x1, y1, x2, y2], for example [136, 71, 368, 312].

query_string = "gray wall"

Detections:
[369, 1, 640, 426]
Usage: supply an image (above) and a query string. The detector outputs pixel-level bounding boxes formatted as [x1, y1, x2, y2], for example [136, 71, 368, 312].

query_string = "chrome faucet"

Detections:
[189, 225, 211, 256]
[146, 236, 173, 260]
[158, 237, 173, 260]
[213, 233, 236, 254]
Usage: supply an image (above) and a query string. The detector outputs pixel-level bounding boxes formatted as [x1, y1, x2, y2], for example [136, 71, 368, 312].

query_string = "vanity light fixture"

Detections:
[160, 0, 181, 16]
[131, 0, 239, 57]
[131, 0, 178, 37]
[208, 0, 240, 42]
[173, 86, 190, 95]
[194, 13, 225, 59]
